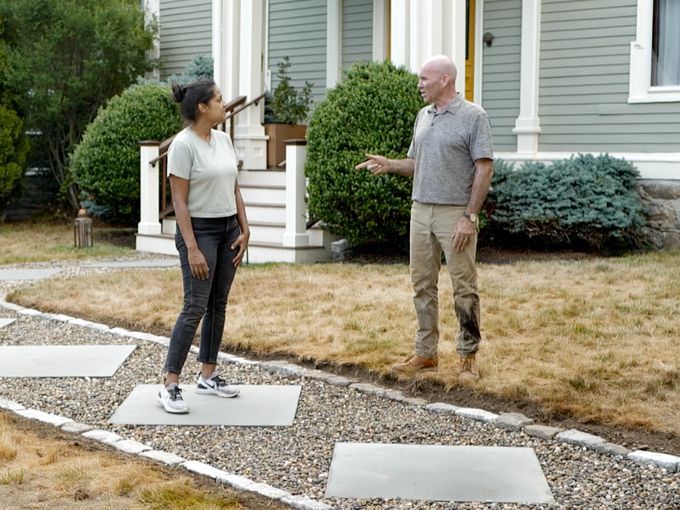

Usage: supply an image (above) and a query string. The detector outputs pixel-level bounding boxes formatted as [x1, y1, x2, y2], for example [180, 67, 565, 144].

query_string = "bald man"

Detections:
[356, 55, 494, 383]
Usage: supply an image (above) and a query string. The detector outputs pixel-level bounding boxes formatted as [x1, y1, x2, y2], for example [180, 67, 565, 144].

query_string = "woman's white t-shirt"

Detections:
[167, 127, 238, 218]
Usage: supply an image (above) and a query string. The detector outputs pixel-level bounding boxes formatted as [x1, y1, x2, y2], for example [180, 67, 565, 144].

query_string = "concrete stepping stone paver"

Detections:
[0, 268, 62, 281]
[84, 258, 179, 268]
[325, 442, 556, 504]
[109, 384, 302, 426]
[0, 345, 136, 377]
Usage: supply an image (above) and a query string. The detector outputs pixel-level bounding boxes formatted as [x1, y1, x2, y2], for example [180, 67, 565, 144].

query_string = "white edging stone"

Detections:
[592, 443, 631, 457]
[455, 407, 499, 423]
[494, 412, 534, 431]
[260, 360, 306, 377]
[249, 482, 291, 500]
[350, 382, 387, 397]
[112, 439, 152, 454]
[555, 429, 606, 448]
[82, 429, 123, 444]
[16, 408, 73, 427]
[60, 422, 94, 434]
[628, 451, 680, 472]
[524, 424, 564, 440]
[281, 495, 335, 510]
[0, 397, 26, 412]
[182, 460, 231, 481]
[426, 402, 460, 413]
[139, 449, 187, 466]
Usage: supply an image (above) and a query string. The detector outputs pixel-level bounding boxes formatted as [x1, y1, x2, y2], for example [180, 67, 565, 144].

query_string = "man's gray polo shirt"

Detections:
[407, 94, 494, 206]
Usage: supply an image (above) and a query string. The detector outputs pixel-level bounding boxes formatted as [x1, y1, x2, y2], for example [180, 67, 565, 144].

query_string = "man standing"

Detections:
[356, 55, 493, 383]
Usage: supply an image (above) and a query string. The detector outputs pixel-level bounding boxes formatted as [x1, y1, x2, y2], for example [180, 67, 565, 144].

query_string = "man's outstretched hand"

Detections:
[355, 154, 390, 176]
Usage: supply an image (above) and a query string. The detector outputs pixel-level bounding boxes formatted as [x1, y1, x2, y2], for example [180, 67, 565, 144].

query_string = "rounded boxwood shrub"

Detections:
[486, 154, 645, 250]
[0, 105, 29, 214]
[70, 82, 182, 223]
[305, 61, 423, 247]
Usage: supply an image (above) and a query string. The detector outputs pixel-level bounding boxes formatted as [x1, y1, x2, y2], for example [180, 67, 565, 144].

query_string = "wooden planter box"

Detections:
[264, 123, 307, 168]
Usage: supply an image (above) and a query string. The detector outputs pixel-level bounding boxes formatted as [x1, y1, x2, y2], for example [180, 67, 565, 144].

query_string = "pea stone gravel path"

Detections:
[0, 258, 678, 509]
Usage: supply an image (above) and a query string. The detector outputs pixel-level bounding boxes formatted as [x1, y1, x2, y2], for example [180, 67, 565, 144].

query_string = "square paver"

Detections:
[0, 268, 62, 281]
[0, 345, 136, 377]
[84, 258, 179, 268]
[325, 443, 555, 504]
[0, 318, 16, 329]
[109, 384, 301, 426]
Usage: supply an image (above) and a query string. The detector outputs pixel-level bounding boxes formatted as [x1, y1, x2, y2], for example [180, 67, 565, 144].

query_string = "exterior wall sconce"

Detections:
[483, 32, 495, 47]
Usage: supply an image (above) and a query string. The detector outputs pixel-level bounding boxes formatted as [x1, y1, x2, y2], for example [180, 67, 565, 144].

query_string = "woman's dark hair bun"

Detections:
[171, 83, 186, 103]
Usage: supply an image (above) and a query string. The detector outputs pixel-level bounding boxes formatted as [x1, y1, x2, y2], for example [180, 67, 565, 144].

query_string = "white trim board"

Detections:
[495, 152, 680, 180]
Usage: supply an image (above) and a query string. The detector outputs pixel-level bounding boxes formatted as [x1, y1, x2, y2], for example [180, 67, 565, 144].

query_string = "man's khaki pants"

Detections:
[410, 201, 481, 359]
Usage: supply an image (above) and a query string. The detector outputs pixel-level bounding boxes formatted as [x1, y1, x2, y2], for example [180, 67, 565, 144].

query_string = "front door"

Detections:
[465, 0, 476, 101]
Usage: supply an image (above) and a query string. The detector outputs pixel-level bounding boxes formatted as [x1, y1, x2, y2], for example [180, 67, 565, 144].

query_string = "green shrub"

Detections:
[70, 83, 182, 223]
[0, 105, 28, 214]
[305, 61, 423, 247]
[486, 154, 645, 250]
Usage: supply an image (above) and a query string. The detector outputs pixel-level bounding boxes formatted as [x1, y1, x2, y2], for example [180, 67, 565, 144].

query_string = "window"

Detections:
[652, 0, 680, 86]
[629, 0, 680, 102]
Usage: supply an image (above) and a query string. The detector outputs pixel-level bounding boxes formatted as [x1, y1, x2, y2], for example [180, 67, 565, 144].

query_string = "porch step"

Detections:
[136, 233, 329, 263]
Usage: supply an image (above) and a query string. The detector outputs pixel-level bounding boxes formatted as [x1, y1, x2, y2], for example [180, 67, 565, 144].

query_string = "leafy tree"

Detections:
[0, 14, 28, 215]
[0, 106, 29, 214]
[0, 0, 156, 210]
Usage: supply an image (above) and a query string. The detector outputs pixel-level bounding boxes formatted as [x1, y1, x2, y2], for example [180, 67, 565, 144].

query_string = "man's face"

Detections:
[418, 65, 444, 103]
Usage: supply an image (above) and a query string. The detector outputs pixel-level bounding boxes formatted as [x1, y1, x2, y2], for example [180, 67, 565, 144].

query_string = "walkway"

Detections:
[0, 257, 678, 509]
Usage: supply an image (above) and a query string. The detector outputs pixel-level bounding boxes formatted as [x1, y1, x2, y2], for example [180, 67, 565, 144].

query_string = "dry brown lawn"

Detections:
[0, 411, 285, 509]
[0, 222, 132, 264]
[9, 251, 680, 435]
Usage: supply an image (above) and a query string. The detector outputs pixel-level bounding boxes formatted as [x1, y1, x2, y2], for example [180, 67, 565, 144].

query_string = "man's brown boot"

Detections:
[390, 354, 438, 374]
[458, 353, 481, 383]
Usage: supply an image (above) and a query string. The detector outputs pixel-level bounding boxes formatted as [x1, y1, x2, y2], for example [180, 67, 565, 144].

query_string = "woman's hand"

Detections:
[231, 230, 250, 267]
[188, 246, 209, 280]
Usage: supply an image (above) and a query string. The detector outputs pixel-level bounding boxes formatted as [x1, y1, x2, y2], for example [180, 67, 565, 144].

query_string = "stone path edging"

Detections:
[0, 292, 678, 508]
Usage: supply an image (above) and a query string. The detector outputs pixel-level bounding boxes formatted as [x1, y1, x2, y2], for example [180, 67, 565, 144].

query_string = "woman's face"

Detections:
[200, 86, 226, 125]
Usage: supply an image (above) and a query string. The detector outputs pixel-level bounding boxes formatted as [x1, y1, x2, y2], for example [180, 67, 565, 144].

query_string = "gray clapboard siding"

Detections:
[268, 0, 327, 103]
[159, 0, 212, 80]
[342, 0, 373, 70]
[539, 0, 680, 152]
[482, 0, 522, 151]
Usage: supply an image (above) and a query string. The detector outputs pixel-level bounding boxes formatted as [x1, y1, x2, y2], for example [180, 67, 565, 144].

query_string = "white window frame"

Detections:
[629, 0, 680, 103]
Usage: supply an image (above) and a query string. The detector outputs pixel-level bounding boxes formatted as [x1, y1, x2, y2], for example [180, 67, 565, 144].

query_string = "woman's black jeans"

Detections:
[164, 216, 240, 375]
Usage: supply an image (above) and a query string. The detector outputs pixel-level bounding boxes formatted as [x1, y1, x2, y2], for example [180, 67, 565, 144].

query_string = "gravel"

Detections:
[0, 264, 678, 510]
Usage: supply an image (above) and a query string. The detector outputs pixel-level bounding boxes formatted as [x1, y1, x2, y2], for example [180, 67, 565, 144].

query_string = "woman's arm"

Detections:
[170, 175, 209, 280]
[231, 181, 250, 267]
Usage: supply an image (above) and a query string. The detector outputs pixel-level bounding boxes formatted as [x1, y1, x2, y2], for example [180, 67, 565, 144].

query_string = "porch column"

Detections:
[390, 0, 410, 68]
[327, 0, 342, 87]
[234, 0, 267, 170]
[282, 140, 310, 247]
[212, 0, 240, 102]
[513, 0, 542, 155]
[393, 0, 466, 95]
[138, 141, 161, 236]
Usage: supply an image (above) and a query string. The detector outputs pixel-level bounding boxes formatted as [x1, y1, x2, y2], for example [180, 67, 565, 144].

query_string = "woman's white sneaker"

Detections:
[196, 373, 240, 398]
[157, 383, 189, 414]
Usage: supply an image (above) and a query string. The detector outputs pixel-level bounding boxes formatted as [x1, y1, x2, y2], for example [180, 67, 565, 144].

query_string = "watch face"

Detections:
[469, 214, 478, 223]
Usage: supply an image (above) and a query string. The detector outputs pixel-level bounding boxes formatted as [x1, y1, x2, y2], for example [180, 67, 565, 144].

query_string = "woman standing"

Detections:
[157, 79, 249, 414]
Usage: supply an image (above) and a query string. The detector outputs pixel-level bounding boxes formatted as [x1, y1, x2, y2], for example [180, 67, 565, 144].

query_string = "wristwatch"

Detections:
[463, 212, 478, 223]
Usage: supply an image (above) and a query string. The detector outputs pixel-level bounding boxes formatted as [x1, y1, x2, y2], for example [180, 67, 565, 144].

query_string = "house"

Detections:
[137, 0, 680, 256]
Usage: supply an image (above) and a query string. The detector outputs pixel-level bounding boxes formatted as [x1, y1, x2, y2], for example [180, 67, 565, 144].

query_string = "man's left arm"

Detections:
[465, 158, 494, 216]
[452, 158, 494, 252]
